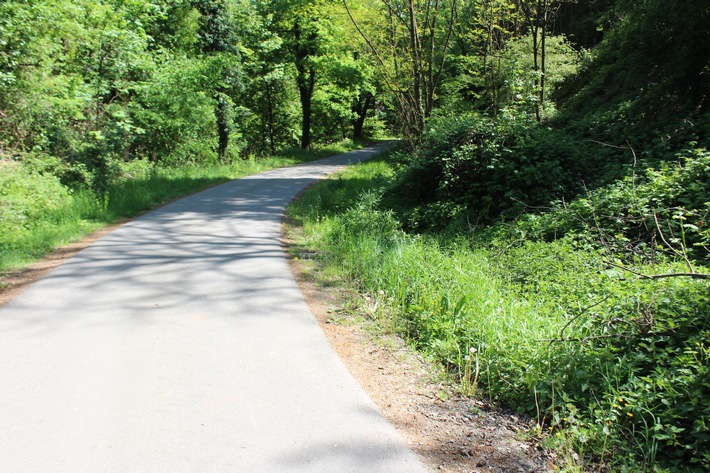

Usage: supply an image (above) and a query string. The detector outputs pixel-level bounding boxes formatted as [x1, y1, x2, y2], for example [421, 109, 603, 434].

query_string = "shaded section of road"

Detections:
[0, 144, 428, 473]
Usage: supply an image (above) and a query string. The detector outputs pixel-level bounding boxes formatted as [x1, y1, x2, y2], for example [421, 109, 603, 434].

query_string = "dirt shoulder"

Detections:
[282, 228, 556, 473]
[0, 223, 124, 307]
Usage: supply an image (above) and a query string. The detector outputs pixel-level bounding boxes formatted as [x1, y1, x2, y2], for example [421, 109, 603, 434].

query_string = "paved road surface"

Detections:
[0, 144, 428, 472]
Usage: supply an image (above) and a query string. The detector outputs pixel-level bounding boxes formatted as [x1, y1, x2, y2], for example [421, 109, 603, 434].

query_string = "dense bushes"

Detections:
[0, 0, 386, 192]
[383, 113, 588, 230]
[510, 148, 710, 266]
[497, 240, 710, 471]
[0, 158, 106, 269]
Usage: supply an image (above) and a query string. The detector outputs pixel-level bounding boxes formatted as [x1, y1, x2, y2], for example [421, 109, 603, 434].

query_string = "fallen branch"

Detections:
[539, 333, 630, 344]
[608, 261, 710, 280]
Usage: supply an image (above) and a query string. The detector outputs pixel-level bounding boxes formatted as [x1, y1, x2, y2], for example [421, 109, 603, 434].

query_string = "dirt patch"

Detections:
[283, 233, 556, 472]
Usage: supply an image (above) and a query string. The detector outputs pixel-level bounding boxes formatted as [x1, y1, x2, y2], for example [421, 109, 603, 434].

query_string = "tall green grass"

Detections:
[1, 140, 360, 273]
[287, 154, 710, 472]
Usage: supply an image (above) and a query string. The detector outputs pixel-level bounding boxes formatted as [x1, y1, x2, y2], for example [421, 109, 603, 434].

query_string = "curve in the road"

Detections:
[0, 144, 428, 473]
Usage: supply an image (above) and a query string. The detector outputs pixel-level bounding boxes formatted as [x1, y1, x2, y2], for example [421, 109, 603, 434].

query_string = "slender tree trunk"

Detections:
[296, 62, 315, 149]
[346, 0, 452, 139]
[293, 20, 315, 149]
[266, 84, 276, 154]
[522, 1, 541, 121]
[352, 92, 373, 140]
[522, 0, 558, 121]
[407, 0, 424, 132]
[540, 0, 548, 115]
[424, 0, 439, 117]
[299, 81, 313, 149]
[215, 91, 230, 160]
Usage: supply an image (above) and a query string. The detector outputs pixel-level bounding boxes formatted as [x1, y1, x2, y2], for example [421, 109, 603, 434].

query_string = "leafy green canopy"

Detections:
[0, 0, 383, 192]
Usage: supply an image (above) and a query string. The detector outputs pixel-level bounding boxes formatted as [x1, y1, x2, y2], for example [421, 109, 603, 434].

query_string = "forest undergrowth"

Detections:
[3, 0, 708, 469]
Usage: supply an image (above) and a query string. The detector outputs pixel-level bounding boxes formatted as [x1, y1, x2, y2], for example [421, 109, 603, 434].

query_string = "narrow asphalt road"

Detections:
[0, 144, 428, 473]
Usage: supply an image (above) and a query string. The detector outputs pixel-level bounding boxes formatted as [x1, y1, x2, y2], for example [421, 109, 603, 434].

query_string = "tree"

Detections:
[343, 0, 457, 139]
[444, 0, 517, 113]
[193, 0, 242, 160]
[292, 15, 318, 148]
[0, 0, 156, 188]
[237, 3, 299, 154]
[263, 0, 372, 149]
[518, 0, 564, 121]
[260, 0, 322, 149]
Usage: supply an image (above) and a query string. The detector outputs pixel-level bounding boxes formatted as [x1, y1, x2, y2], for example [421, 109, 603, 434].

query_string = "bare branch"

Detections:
[626, 140, 637, 168]
[556, 295, 612, 341]
[342, 0, 396, 92]
[654, 212, 695, 273]
[432, 0, 457, 98]
[586, 139, 629, 150]
[608, 261, 709, 280]
[381, 0, 410, 29]
[539, 334, 631, 344]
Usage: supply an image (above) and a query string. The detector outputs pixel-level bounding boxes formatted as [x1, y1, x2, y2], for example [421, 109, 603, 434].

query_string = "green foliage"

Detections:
[511, 148, 710, 265]
[609, 0, 710, 115]
[0, 158, 106, 269]
[193, 0, 240, 54]
[495, 241, 710, 471]
[0, 0, 379, 195]
[556, 0, 710, 164]
[497, 35, 582, 117]
[130, 54, 218, 163]
[1, 140, 356, 273]
[383, 112, 585, 230]
[237, 10, 300, 153]
[3, 0, 709, 467]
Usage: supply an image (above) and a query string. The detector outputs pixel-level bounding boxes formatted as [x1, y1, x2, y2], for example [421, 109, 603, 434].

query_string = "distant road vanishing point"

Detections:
[0, 143, 428, 473]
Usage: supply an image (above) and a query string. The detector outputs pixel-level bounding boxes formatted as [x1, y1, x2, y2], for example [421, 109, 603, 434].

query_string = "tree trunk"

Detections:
[266, 84, 276, 154]
[352, 92, 373, 140]
[299, 81, 313, 149]
[540, 0, 548, 115]
[423, 0, 440, 117]
[522, 1, 541, 121]
[407, 0, 425, 133]
[294, 20, 315, 149]
[215, 91, 230, 160]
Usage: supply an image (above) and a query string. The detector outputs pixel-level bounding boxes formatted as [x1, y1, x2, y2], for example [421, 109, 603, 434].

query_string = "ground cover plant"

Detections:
[287, 150, 709, 472]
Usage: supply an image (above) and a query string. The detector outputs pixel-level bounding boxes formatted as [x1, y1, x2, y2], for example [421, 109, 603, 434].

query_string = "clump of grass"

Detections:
[0, 163, 106, 270]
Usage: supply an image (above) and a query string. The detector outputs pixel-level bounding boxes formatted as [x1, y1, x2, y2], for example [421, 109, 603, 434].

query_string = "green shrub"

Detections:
[512, 147, 710, 265]
[0, 158, 107, 270]
[382, 113, 588, 231]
